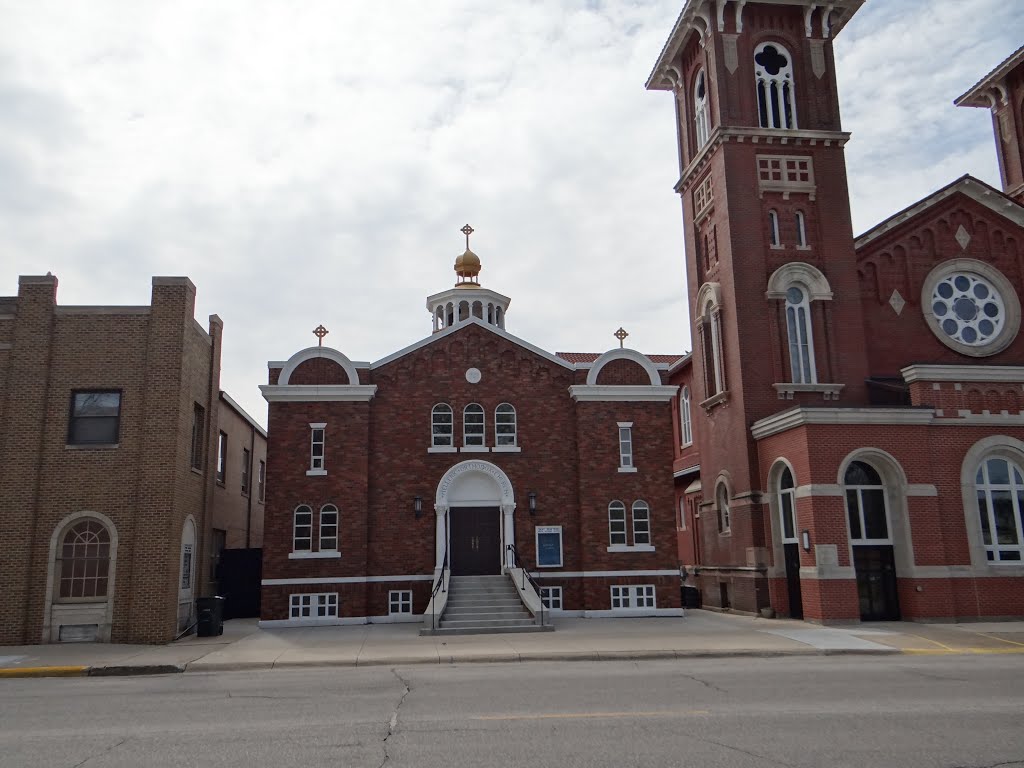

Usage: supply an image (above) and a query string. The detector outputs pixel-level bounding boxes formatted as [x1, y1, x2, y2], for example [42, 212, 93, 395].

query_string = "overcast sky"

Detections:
[2, 0, 1022, 427]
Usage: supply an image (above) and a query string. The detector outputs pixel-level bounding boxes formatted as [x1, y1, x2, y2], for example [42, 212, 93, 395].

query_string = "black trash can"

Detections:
[682, 586, 702, 609]
[196, 596, 225, 637]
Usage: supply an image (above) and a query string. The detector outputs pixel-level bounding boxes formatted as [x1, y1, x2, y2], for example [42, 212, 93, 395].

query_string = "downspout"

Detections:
[246, 422, 255, 549]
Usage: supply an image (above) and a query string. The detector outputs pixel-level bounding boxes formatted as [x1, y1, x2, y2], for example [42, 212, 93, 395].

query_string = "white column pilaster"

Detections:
[434, 504, 449, 572]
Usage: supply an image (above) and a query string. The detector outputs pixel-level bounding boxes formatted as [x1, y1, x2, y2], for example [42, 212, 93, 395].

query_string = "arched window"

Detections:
[975, 457, 1024, 562]
[293, 505, 313, 551]
[755, 42, 797, 129]
[696, 284, 726, 401]
[608, 501, 627, 545]
[431, 404, 453, 447]
[57, 519, 111, 600]
[795, 211, 807, 247]
[778, 467, 797, 542]
[844, 461, 890, 541]
[463, 403, 485, 447]
[680, 387, 692, 446]
[717, 484, 731, 534]
[785, 285, 816, 384]
[632, 501, 651, 545]
[320, 504, 339, 551]
[694, 68, 710, 149]
[495, 403, 517, 447]
[768, 209, 781, 247]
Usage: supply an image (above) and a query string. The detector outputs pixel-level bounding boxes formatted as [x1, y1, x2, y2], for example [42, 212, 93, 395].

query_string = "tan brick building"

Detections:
[0, 274, 263, 644]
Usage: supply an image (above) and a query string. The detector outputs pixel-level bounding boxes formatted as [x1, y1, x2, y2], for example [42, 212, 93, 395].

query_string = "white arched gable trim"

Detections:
[766, 262, 833, 301]
[435, 460, 515, 508]
[278, 346, 359, 386]
[959, 435, 1024, 571]
[586, 348, 661, 387]
[695, 282, 723, 321]
[42, 510, 119, 643]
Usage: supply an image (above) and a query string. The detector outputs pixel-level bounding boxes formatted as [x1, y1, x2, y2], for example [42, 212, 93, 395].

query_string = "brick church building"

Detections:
[259, 239, 684, 627]
[652, 1, 1024, 623]
[260, 0, 1024, 629]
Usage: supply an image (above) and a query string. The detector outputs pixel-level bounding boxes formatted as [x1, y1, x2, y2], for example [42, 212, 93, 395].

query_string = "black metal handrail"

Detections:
[430, 544, 448, 632]
[505, 544, 546, 627]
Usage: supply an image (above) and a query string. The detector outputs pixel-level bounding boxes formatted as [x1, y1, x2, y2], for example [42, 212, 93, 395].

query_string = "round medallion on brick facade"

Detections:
[465, 367, 482, 384]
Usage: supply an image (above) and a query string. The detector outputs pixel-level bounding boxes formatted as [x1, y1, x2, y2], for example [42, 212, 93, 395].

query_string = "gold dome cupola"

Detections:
[427, 224, 512, 333]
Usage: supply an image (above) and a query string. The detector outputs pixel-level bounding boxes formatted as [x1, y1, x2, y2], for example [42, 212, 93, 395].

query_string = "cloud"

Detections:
[1, 0, 1022, 426]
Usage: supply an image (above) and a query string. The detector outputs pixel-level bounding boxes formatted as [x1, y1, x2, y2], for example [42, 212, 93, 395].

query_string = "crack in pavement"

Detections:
[948, 761, 1024, 768]
[377, 667, 412, 768]
[682, 673, 726, 693]
[70, 737, 128, 768]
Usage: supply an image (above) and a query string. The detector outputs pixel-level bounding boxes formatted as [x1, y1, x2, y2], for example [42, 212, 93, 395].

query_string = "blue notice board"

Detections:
[536, 526, 563, 567]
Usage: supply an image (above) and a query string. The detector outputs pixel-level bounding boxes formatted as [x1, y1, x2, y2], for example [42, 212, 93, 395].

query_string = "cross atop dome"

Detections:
[454, 223, 482, 286]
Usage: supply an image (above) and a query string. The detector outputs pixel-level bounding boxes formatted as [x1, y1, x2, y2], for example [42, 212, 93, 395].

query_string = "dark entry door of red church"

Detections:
[450, 507, 501, 576]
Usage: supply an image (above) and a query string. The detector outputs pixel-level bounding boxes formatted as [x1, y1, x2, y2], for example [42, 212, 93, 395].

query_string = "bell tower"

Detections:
[956, 46, 1024, 206]
[646, 0, 867, 613]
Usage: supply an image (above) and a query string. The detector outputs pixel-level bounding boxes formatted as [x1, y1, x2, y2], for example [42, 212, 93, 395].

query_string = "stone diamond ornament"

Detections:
[889, 289, 906, 315]
[955, 225, 971, 250]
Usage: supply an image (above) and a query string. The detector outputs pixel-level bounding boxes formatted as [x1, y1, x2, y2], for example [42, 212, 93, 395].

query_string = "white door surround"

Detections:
[434, 460, 516, 573]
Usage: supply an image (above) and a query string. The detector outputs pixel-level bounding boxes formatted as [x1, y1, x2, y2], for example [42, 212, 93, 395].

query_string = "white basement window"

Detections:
[289, 592, 338, 619]
[610, 585, 656, 610]
[389, 590, 413, 615]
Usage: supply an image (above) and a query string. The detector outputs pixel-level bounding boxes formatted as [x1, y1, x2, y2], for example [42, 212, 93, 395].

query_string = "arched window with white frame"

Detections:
[431, 403, 453, 447]
[785, 285, 816, 384]
[680, 387, 692, 446]
[716, 483, 731, 534]
[57, 519, 112, 601]
[795, 211, 807, 248]
[463, 403, 485, 447]
[320, 504, 339, 552]
[778, 467, 797, 542]
[755, 42, 797, 129]
[293, 505, 313, 552]
[768, 209, 781, 247]
[694, 68, 710, 149]
[844, 461, 891, 542]
[696, 283, 726, 402]
[608, 501, 627, 546]
[632, 501, 651, 545]
[975, 456, 1024, 563]
[495, 403, 517, 447]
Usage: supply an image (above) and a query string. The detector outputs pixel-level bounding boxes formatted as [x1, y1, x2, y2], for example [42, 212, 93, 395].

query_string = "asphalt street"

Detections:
[1, 655, 1022, 768]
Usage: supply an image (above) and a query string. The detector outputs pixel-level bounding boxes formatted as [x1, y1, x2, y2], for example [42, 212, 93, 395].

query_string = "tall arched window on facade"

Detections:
[463, 403, 485, 447]
[694, 68, 710, 149]
[975, 456, 1024, 562]
[768, 209, 781, 247]
[57, 519, 111, 600]
[795, 211, 808, 247]
[778, 467, 797, 542]
[680, 386, 692, 446]
[755, 42, 797, 129]
[431, 404, 453, 447]
[495, 403, 517, 447]
[785, 286, 816, 384]
[844, 462, 890, 542]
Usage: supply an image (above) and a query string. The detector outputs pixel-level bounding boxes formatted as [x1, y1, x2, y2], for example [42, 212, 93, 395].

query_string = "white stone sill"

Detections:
[288, 551, 341, 560]
[607, 545, 656, 553]
[427, 446, 457, 454]
[492, 446, 521, 453]
[618, 466, 638, 473]
[306, 468, 327, 476]
[460, 446, 490, 453]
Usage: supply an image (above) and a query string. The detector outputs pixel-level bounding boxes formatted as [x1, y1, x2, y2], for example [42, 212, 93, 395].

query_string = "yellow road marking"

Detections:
[0, 666, 89, 678]
[900, 633, 957, 652]
[903, 647, 1024, 656]
[953, 628, 1024, 649]
[473, 710, 710, 721]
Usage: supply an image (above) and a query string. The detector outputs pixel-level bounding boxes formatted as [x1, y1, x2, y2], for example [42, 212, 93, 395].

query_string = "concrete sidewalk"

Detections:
[2, 610, 1024, 678]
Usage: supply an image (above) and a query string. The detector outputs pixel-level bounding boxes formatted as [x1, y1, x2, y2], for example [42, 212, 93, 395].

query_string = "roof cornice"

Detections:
[955, 43, 1024, 109]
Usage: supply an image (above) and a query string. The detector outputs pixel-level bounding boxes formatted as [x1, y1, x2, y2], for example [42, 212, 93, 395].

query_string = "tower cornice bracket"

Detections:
[715, 0, 727, 32]
[735, 0, 747, 33]
[804, 4, 817, 37]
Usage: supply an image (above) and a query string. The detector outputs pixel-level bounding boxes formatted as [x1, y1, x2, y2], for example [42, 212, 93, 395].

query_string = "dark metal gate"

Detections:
[216, 548, 262, 619]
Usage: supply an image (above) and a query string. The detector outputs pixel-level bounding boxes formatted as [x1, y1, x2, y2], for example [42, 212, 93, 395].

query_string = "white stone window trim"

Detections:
[308, 423, 326, 474]
[975, 456, 1024, 564]
[609, 584, 657, 610]
[843, 461, 894, 545]
[540, 586, 563, 610]
[463, 403, 485, 447]
[694, 67, 710, 149]
[716, 481, 731, 535]
[795, 210, 809, 248]
[754, 41, 798, 130]
[289, 551, 341, 560]
[427, 446, 458, 454]
[535, 525, 564, 568]
[695, 283, 727, 406]
[289, 592, 339, 620]
[618, 422, 634, 470]
[608, 501, 627, 546]
[495, 403, 518, 448]
[607, 544, 656, 553]
[921, 259, 1021, 358]
[389, 590, 413, 615]
[319, 504, 339, 552]
[768, 209, 782, 248]
[960, 437, 1024, 574]
[632, 501, 651, 546]
[784, 284, 818, 384]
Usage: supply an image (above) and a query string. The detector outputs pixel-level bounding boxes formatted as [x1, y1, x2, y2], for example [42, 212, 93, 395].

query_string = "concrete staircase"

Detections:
[423, 574, 553, 635]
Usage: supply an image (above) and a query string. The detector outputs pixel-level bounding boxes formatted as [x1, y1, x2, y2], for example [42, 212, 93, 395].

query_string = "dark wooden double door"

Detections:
[450, 507, 501, 576]
[854, 545, 901, 621]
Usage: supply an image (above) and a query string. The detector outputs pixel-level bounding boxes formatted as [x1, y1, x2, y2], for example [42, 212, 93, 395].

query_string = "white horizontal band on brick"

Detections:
[259, 614, 423, 628]
[901, 364, 1024, 384]
[751, 406, 936, 439]
[795, 483, 938, 498]
[528, 569, 680, 579]
[262, 574, 435, 586]
[260, 384, 378, 402]
[581, 608, 684, 618]
[569, 385, 679, 402]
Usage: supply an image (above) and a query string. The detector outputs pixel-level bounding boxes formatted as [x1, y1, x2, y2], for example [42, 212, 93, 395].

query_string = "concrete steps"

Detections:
[421, 574, 553, 636]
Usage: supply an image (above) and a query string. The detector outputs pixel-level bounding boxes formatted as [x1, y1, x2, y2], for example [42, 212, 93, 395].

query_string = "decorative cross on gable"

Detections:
[614, 327, 629, 348]
[313, 324, 329, 347]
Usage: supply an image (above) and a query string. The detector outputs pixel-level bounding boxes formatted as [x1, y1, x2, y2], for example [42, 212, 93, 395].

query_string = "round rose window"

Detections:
[931, 272, 1004, 346]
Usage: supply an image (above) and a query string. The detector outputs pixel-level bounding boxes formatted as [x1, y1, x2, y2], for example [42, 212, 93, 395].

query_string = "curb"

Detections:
[88, 664, 185, 677]
[0, 666, 89, 679]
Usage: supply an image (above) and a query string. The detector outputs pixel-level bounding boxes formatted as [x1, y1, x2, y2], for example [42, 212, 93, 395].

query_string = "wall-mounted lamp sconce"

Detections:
[528, 491, 537, 516]
[414, 496, 423, 520]
[801, 529, 811, 552]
